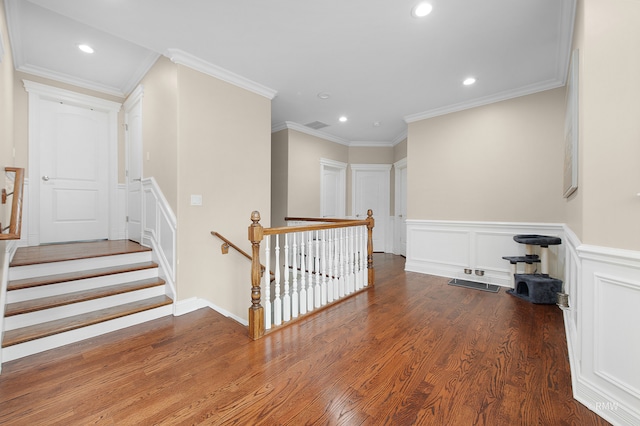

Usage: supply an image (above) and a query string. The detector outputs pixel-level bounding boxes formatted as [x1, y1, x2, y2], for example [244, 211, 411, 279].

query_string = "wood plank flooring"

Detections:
[0, 254, 609, 425]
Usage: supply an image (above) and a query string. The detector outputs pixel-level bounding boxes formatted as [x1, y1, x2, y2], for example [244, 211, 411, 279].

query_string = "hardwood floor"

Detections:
[0, 254, 609, 425]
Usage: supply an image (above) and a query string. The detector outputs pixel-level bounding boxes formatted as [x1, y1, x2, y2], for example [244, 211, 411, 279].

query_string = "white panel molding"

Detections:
[405, 220, 564, 287]
[142, 177, 177, 302]
[562, 225, 640, 426]
[166, 48, 277, 100]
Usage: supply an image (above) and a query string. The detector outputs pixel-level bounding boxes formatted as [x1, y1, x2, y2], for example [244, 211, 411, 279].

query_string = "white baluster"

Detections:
[307, 231, 314, 311]
[291, 232, 299, 318]
[360, 225, 367, 288]
[283, 233, 291, 322]
[339, 227, 345, 298]
[327, 229, 334, 303]
[299, 231, 307, 314]
[332, 228, 339, 300]
[274, 234, 282, 326]
[320, 230, 327, 305]
[264, 235, 272, 330]
[350, 226, 356, 293]
[314, 230, 321, 308]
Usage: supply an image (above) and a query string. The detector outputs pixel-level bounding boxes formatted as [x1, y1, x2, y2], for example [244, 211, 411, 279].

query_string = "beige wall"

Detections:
[139, 56, 179, 211]
[175, 65, 271, 319]
[287, 129, 348, 217]
[407, 88, 566, 223]
[394, 138, 407, 163]
[575, 0, 640, 251]
[271, 129, 288, 227]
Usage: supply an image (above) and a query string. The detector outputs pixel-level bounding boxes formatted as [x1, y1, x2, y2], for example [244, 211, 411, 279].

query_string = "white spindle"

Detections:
[274, 234, 282, 326]
[321, 230, 328, 305]
[291, 232, 299, 318]
[361, 225, 367, 287]
[283, 234, 291, 322]
[264, 235, 272, 330]
[327, 229, 334, 303]
[307, 231, 314, 311]
[299, 231, 307, 315]
[332, 228, 339, 300]
[314, 230, 321, 308]
[339, 227, 346, 297]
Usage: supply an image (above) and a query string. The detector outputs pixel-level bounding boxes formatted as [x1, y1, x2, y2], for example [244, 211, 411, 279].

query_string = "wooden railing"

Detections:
[248, 210, 375, 340]
[1, 167, 25, 241]
[211, 231, 274, 278]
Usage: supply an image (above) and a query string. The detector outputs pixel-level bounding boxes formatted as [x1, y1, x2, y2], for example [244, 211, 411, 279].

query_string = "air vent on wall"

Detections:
[305, 121, 329, 130]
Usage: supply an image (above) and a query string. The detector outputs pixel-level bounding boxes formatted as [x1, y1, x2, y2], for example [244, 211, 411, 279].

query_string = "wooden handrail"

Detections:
[247, 210, 375, 340]
[211, 231, 274, 277]
[0, 167, 25, 240]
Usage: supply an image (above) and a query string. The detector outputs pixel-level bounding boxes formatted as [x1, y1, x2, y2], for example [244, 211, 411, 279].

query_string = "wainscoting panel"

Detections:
[573, 242, 640, 425]
[405, 220, 565, 287]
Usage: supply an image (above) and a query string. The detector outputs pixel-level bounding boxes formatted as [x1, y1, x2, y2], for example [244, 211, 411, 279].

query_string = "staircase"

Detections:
[2, 240, 173, 362]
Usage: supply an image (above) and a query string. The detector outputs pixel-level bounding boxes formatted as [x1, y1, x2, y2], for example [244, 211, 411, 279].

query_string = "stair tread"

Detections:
[2, 295, 173, 348]
[8, 261, 159, 291]
[5, 278, 167, 317]
[10, 240, 151, 267]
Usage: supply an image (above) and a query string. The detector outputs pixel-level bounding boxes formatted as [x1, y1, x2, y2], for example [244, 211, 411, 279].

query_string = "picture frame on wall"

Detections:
[563, 49, 579, 198]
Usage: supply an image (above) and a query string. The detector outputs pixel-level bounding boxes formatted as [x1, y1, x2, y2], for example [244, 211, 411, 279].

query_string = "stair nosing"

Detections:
[7, 261, 160, 291]
[2, 295, 173, 348]
[5, 277, 167, 317]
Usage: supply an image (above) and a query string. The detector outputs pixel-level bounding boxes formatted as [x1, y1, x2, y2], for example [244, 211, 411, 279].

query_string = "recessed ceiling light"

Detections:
[317, 92, 331, 99]
[373, 121, 381, 127]
[78, 44, 94, 54]
[412, 2, 433, 18]
[463, 77, 477, 86]
[339, 116, 348, 123]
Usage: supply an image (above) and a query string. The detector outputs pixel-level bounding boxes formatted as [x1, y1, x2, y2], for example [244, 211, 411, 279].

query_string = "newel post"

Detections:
[366, 209, 375, 286]
[248, 211, 265, 340]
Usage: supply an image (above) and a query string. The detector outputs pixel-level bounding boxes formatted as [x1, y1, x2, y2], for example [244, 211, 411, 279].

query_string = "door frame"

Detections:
[123, 84, 144, 243]
[24, 80, 121, 246]
[320, 158, 347, 218]
[394, 158, 407, 256]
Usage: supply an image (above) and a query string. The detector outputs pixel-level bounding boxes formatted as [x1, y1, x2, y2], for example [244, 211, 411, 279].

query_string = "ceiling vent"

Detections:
[305, 121, 329, 130]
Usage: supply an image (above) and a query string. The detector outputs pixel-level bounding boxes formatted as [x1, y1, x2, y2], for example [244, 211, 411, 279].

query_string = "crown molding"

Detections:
[272, 121, 350, 146]
[165, 48, 277, 100]
[121, 51, 160, 96]
[404, 78, 564, 123]
[18, 64, 126, 97]
[272, 121, 406, 148]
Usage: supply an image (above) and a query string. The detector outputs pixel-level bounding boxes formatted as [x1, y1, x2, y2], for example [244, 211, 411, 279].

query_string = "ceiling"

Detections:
[4, 0, 575, 146]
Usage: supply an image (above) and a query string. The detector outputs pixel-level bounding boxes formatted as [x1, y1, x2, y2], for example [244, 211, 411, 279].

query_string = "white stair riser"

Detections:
[4, 286, 166, 330]
[1, 305, 173, 363]
[9, 251, 153, 281]
[6, 268, 159, 303]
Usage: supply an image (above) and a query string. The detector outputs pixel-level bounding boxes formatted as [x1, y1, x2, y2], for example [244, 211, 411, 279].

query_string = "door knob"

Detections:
[42, 175, 50, 181]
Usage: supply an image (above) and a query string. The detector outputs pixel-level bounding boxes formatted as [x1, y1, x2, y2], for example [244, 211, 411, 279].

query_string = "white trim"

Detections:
[349, 140, 396, 148]
[404, 79, 564, 123]
[174, 297, 248, 326]
[165, 48, 277, 100]
[393, 158, 407, 255]
[18, 64, 126, 97]
[272, 121, 350, 146]
[561, 228, 640, 426]
[23, 80, 121, 246]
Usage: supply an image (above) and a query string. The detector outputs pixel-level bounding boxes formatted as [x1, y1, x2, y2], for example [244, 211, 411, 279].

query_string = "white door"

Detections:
[124, 87, 144, 243]
[320, 159, 346, 218]
[39, 100, 109, 243]
[352, 164, 391, 253]
[395, 159, 408, 256]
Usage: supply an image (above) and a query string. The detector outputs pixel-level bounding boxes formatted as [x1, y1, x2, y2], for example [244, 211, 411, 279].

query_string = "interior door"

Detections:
[352, 165, 391, 253]
[39, 100, 109, 244]
[124, 89, 143, 243]
[320, 159, 346, 218]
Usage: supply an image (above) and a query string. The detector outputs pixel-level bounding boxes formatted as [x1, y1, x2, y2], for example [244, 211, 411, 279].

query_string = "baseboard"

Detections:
[175, 297, 248, 326]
